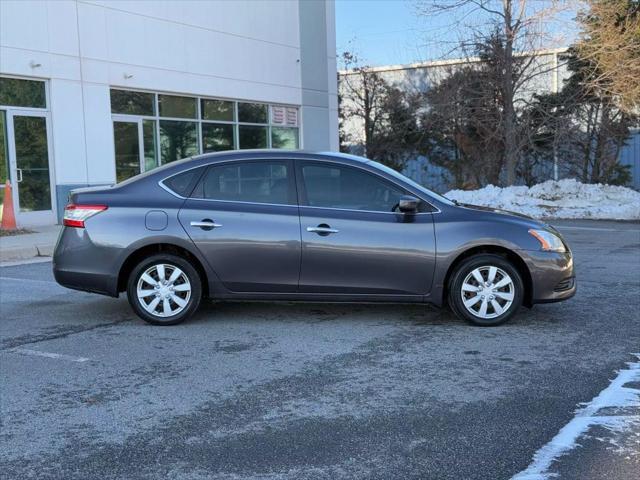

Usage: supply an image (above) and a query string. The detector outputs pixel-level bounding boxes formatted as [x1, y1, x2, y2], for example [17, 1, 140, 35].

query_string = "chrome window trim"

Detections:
[186, 197, 297, 208]
[158, 180, 186, 199]
[157, 155, 442, 214]
[299, 205, 436, 216]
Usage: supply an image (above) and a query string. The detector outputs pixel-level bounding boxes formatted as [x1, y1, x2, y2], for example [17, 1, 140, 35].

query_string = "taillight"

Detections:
[63, 204, 108, 228]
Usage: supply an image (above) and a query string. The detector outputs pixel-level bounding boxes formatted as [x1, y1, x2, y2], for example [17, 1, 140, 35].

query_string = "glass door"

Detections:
[6, 110, 55, 225]
[113, 119, 143, 183]
[112, 117, 159, 183]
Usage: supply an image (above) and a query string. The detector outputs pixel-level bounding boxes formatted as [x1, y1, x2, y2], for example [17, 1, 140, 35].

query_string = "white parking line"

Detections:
[8, 348, 90, 363]
[512, 354, 640, 480]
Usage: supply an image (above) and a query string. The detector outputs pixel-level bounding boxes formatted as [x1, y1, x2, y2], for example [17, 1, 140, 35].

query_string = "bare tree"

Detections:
[526, 49, 639, 184]
[576, 0, 640, 113]
[339, 52, 390, 159]
[416, 0, 575, 185]
[339, 52, 429, 171]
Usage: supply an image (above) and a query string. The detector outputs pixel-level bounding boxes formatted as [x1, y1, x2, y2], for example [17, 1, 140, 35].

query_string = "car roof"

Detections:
[190, 149, 370, 165]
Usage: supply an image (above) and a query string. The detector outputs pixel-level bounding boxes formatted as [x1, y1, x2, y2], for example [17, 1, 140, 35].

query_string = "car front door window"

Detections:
[301, 164, 405, 212]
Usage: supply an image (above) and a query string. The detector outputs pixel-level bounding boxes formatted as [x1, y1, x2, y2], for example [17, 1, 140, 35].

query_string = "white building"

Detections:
[0, 0, 338, 226]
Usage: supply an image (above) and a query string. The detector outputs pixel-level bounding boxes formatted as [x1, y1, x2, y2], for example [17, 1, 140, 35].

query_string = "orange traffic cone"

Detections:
[1, 180, 17, 230]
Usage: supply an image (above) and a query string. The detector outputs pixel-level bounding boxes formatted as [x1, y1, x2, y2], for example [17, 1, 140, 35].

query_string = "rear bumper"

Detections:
[52, 226, 119, 297]
[522, 250, 577, 304]
[52, 267, 118, 297]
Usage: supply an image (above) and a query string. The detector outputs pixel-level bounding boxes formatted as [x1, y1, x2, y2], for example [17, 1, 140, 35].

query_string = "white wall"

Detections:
[0, 0, 308, 186]
[297, 0, 338, 151]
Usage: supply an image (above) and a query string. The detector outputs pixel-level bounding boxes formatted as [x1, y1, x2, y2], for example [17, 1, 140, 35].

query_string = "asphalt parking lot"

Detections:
[1, 219, 639, 480]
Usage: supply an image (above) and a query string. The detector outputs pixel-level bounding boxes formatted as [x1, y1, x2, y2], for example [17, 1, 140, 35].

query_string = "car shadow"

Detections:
[186, 299, 464, 327]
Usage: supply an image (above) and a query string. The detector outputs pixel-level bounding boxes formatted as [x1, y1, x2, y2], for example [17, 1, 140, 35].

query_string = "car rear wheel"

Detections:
[448, 254, 523, 326]
[127, 253, 202, 325]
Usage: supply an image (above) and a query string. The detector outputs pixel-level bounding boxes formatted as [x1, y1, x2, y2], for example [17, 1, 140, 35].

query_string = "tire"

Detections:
[448, 254, 524, 326]
[127, 253, 202, 326]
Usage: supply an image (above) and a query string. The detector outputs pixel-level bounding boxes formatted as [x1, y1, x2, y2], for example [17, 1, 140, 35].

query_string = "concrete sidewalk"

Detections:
[0, 225, 61, 264]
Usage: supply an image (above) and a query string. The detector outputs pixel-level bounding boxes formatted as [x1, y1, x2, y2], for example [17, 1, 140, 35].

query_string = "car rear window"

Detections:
[161, 167, 204, 197]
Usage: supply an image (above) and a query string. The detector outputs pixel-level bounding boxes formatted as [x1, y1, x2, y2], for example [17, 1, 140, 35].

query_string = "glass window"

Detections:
[113, 121, 141, 182]
[201, 99, 234, 122]
[110, 89, 300, 176]
[143, 120, 158, 171]
[302, 164, 405, 212]
[110, 89, 154, 116]
[271, 127, 299, 149]
[158, 95, 197, 119]
[197, 162, 289, 204]
[238, 125, 267, 149]
[160, 120, 199, 163]
[238, 102, 267, 123]
[162, 167, 204, 197]
[202, 123, 234, 152]
[0, 77, 46, 108]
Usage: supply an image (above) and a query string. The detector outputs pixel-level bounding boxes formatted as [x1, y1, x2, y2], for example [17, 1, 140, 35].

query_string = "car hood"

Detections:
[456, 202, 548, 229]
[458, 202, 534, 220]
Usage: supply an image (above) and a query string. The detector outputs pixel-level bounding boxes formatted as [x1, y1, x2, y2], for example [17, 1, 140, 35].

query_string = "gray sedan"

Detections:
[53, 150, 575, 326]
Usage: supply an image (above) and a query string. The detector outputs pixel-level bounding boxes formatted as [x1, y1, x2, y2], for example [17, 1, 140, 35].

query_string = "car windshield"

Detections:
[370, 161, 456, 206]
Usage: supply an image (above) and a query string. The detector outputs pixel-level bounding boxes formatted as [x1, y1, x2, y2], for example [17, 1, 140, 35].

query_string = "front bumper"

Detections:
[522, 249, 577, 304]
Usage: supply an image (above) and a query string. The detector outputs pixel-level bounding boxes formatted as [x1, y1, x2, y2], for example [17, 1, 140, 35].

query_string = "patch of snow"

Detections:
[512, 354, 640, 480]
[445, 179, 640, 220]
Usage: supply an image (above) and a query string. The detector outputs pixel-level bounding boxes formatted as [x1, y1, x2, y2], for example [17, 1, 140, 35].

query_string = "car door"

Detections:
[178, 159, 301, 293]
[297, 161, 436, 296]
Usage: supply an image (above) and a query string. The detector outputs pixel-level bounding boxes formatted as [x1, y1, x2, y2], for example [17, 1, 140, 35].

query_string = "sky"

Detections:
[335, 0, 425, 67]
[335, 0, 581, 68]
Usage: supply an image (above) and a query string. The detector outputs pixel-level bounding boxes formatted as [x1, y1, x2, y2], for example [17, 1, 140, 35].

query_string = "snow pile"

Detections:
[445, 179, 640, 220]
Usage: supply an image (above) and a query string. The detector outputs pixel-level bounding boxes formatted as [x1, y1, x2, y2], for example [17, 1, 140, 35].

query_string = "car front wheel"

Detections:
[127, 253, 202, 325]
[448, 254, 524, 326]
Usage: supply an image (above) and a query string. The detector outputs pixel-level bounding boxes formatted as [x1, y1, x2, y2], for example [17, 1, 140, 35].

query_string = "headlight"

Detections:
[528, 229, 566, 253]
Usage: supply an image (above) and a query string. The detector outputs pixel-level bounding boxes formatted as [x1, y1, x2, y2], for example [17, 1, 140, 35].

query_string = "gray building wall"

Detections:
[619, 129, 640, 189]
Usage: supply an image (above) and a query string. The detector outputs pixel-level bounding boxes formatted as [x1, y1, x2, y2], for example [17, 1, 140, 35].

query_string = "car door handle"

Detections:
[191, 220, 222, 230]
[307, 225, 339, 235]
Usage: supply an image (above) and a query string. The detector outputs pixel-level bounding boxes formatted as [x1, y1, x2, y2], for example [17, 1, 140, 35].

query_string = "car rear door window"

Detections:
[301, 163, 405, 212]
[194, 161, 291, 205]
[162, 167, 205, 197]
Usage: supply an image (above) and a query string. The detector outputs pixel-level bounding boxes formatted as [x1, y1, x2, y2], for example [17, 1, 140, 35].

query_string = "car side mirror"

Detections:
[399, 195, 419, 214]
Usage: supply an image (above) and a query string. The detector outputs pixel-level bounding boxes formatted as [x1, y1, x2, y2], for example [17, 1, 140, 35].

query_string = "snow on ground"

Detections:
[445, 179, 640, 220]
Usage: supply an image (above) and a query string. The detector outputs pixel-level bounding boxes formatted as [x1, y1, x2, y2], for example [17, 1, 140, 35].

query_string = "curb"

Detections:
[0, 243, 55, 263]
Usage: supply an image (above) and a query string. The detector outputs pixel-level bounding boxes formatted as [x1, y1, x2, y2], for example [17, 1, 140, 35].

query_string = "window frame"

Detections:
[109, 88, 301, 182]
[189, 158, 297, 207]
[295, 160, 437, 214]
[0, 75, 49, 112]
